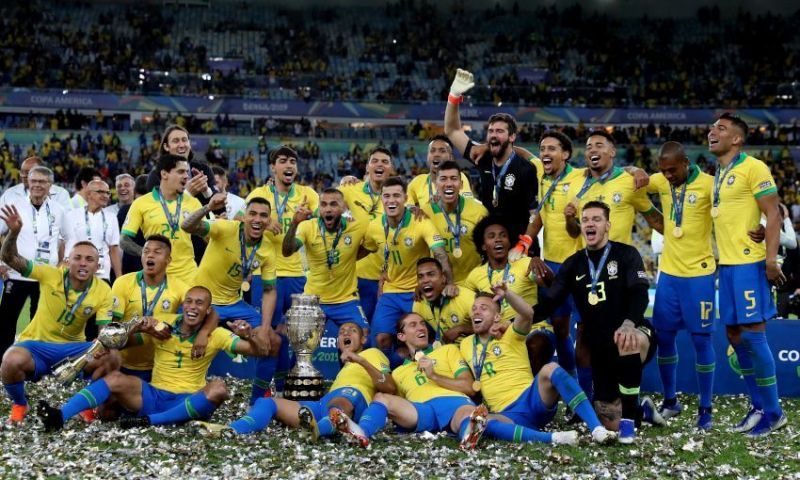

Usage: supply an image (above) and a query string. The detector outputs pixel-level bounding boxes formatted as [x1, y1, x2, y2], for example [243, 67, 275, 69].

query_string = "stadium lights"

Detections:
[208, 95, 215, 100]
[201, 73, 212, 81]
[62, 90, 68, 95]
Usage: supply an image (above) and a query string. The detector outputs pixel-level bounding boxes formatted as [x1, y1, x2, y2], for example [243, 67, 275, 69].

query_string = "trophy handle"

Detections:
[51, 340, 106, 385]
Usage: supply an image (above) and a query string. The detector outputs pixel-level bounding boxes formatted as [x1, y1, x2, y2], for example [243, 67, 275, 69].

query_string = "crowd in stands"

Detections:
[1, 2, 798, 107]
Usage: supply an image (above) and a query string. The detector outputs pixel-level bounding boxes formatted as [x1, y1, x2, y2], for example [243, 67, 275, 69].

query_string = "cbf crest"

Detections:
[687, 193, 698, 205]
[344, 235, 352, 246]
[727, 175, 736, 186]
[492, 345, 502, 356]
[607, 260, 618, 277]
[82, 306, 93, 316]
[504, 174, 516, 188]
[404, 237, 413, 247]
[612, 192, 622, 204]
[162, 299, 171, 310]
[562, 183, 570, 193]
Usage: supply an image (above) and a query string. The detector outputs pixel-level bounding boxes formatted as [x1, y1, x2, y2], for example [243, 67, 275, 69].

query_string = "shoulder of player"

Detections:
[463, 196, 488, 215]
[611, 241, 642, 260]
[408, 174, 426, 188]
[245, 185, 269, 201]
[91, 276, 113, 295]
[431, 343, 459, 358]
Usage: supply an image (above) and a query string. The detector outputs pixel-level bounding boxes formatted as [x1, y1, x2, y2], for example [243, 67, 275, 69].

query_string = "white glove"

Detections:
[449, 69, 475, 97]
[551, 430, 579, 445]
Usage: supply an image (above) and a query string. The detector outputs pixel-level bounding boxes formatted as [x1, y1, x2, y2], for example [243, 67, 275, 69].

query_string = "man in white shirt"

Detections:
[0, 156, 71, 206]
[68, 167, 101, 210]
[0, 166, 68, 356]
[104, 173, 135, 217]
[212, 165, 245, 219]
[63, 179, 122, 282]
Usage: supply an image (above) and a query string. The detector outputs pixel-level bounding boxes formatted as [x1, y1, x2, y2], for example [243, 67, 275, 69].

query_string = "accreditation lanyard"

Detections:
[712, 153, 742, 209]
[534, 167, 568, 216]
[585, 242, 612, 298]
[31, 202, 53, 241]
[84, 208, 108, 244]
[63, 270, 91, 324]
[156, 189, 182, 236]
[272, 184, 293, 223]
[239, 224, 261, 281]
[382, 209, 406, 273]
[491, 153, 516, 206]
[140, 276, 167, 317]
[472, 335, 492, 382]
[438, 199, 462, 251]
[319, 218, 344, 272]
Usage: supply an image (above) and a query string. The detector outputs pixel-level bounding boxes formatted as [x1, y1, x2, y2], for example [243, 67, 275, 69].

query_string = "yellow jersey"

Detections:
[295, 218, 366, 304]
[459, 328, 532, 412]
[538, 164, 585, 263]
[713, 153, 778, 265]
[18, 262, 113, 343]
[328, 348, 391, 404]
[406, 172, 473, 209]
[363, 209, 445, 293]
[111, 271, 189, 371]
[421, 196, 488, 284]
[647, 167, 716, 277]
[195, 219, 277, 306]
[392, 344, 470, 402]
[122, 189, 203, 285]
[340, 181, 384, 281]
[463, 258, 538, 322]
[149, 324, 239, 394]
[245, 183, 320, 277]
[573, 167, 654, 246]
[412, 289, 475, 346]
[529, 155, 544, 184]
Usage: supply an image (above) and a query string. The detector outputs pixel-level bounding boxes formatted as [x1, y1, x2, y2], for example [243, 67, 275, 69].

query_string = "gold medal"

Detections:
[588, 292, 599, 305]
[241, 280, 251, 292]
[154, 321, 169, 332]
[673, 226, 683, 238]
[492, 198, 498, 207]
[710, 206, 719, 218]
[453, 247, 463, 258]
[414, 351, 424, 361]
[472, 380, 482, 392]
[432, 341, 442, 350]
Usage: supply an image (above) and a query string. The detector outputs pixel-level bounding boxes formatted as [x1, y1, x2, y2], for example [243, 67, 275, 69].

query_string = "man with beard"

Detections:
[339, 147, 395, 322]
[182, 195, 282, 404]
[444, 69, 538, 238]
[421, 161, 488, 284]
[413, 257, 475, 346]
[283, 188, 369, 332]
[145, 125, 217, 204]
[121, 154, 203, 286]
[407, 135, 473, 208]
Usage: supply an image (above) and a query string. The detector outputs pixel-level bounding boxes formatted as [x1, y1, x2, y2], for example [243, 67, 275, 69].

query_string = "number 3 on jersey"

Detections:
[585, 281, 607, 303]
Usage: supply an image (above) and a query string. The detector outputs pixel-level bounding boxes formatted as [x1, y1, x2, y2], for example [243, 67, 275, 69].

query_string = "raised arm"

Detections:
[181, 193, 226, 236]
[443, 69, 476, 158]
[492, 282, 533, 335]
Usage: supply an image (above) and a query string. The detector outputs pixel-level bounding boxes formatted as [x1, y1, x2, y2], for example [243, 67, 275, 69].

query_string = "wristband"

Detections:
[447, 93, 463, 104]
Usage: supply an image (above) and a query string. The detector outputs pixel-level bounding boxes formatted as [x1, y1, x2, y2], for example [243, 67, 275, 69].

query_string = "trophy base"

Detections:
[284, 374, 326, 401]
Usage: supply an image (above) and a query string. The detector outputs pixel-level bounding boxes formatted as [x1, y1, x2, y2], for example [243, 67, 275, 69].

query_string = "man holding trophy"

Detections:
[0, 205, 116, 423]
[38, 286, 269, 431]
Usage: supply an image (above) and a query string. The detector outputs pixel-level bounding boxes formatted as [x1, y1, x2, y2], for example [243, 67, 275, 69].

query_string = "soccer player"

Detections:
[0, 166, 69, 358]
[121, 154, 204, 286]
[0, 205, 114, 423]
[421, 161, 488, 284]
[111, 235, 189, 382]
[708, 113, 787, 436]
[197, 322, 395, 439]
[360, 177, 454, 367]
[63, 179, 122, 282]
[38, 286, 268, 431]
[339, 147, 394, 322]
[183, 194, 282, 403]
[283, 188, 369, 332]
[534, 201, 657, 443]
[444, 69, 538, 237]
[406, 135, 473, 208]
[459, 286, 614, 445]
[412, 257, 474, 346]
[644, 142, 717, 430]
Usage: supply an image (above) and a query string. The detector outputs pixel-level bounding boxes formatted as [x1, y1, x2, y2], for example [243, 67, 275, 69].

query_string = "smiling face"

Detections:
[244, 201, 270, 241]
[161, 160, 190, 194]
[366, 151, 393, 185]
[417, 261, 445, 302]
[87, 179, 111, 210]
[397, 313, 429, 351]
[182, 287, 211, 329]
[486, 121, 516, 160]
[581, 206, 610, 249]
[271, 155, 297, 187]
[337, 322, 366, 354]
[141, 239, 171, 277]
[435, 167, 462, 205]
[539, 136, 569, 176]
[481, 224, 510, 263]
[584, 135, 615, 174]
[381, 184, 406, 220]
[427, 139, 452, 173]
[708, 118, 743, 156]
[164, 129, 191, 158]
[116, 177, 134, 204]
[27, 170, 51, 203]
[69, 244, 100, 283]
[319, 192, 345, 231]
[471, 296, 501, 336]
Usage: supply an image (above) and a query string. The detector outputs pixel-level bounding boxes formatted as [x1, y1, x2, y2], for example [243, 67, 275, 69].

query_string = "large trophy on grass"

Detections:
[52, 317, 142, 385]
[284, 294, 326, 401]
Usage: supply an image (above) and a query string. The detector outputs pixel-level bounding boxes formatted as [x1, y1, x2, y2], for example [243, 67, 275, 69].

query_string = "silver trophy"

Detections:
[284, 294, 327, 401]
[52, 316, 142, 385]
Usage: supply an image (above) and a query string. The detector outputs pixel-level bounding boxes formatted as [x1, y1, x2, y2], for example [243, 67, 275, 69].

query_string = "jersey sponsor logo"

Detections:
[607, 261, 618, 277]
[504, 174, 516, 188]
[758, 180, 773, 190]
[492, 345, 502, 356]
[727, 175, 735, 186]
[612, 192, 622, 204]
[687, 193, 697, 205]
[404, 237, 413, 247]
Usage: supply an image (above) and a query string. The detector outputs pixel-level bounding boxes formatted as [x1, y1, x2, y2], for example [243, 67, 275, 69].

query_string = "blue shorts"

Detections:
[357, 278, 379, 323]
[412, 396, 474, 433]
[497, 377, 557, 429]
[371, 292, 414, 340]
[139, 382, 192, 417]
[299, 387, 368, 422]
[15, 340, 93, 381]
[215, 299, 262, 328]
[321, 301, 368, 329]
[275, 276, 307, 327]
[541, 261, 582, 323]
[718, 262, 776, 326]
[120, 367, 152, 383]
[653, 272, 716, 333]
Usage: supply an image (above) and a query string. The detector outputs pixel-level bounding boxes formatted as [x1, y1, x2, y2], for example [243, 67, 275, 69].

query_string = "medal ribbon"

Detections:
[438, 198, 462, 252]
[139, 275, 167, 317]
[271, 184, 293, 222]
[487, 262, 511, 285]
[491, 153, 516, 206]
[574, 167, 613, 201]
[472, 335, 492, 382]
[429, 297, 449, 342]
[319, 218, 345, 272]
[585, 242, 612, 297]
[63, 270, 91, 324]
[669, 180, 688, 228]
[156, 188, 182, 236]
[534, 167, 569, 216]
[382, 209, 406, 273]
[712, 152, 742, 208]
[239, 224, 261, 281]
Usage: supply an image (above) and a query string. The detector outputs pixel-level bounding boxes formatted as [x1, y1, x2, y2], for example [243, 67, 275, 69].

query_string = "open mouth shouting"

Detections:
[541, 155, 554, 174]
[589, 155, 601, 169]
[385, 201, 401, 216]
[248, 220, 263, 238]
[281, 168, 296, 184]
[441, 186, 457, 202]
[584, 225, 598, 243]
[373, 166, 386, 180]
[420, 283, 436, 300]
